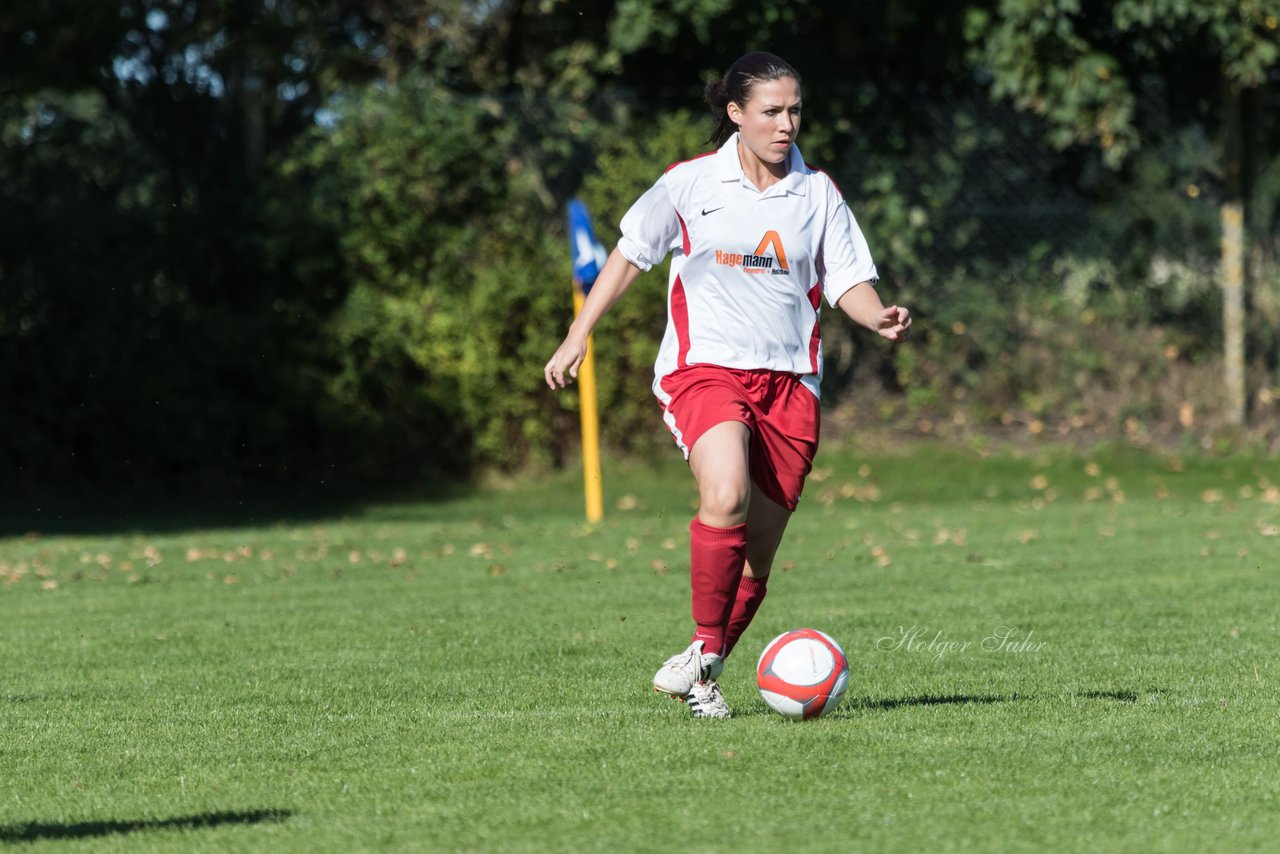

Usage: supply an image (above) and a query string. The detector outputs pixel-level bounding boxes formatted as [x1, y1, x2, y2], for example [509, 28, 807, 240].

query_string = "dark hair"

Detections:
[704, 51, 801, 147]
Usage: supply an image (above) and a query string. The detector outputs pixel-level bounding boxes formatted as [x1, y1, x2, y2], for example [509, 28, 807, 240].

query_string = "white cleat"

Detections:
[653, 640, 724, 697]
[686, 680, 731, 718]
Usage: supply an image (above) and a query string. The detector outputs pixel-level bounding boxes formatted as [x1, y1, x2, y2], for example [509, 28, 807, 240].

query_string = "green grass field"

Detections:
[2, 441, 1277, 852]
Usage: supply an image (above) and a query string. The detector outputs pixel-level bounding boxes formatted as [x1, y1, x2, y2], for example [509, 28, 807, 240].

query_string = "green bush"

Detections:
[288, 76, 584, 474]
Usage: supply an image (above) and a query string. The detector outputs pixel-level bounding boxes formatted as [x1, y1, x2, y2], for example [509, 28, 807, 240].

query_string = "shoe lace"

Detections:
[670, 640, 704, 680]
[689, 680, 728, 716]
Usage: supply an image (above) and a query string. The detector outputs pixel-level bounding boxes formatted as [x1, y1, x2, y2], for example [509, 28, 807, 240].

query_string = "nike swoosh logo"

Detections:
[701, 206, 725, 216]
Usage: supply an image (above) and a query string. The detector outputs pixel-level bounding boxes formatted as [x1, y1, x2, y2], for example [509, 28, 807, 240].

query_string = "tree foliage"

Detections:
[4, 0, 1280, 491]
[969, 0, 1280, 167]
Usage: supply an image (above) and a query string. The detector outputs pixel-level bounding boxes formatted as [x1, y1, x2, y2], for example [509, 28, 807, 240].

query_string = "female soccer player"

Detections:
[545, 51, 911, 718]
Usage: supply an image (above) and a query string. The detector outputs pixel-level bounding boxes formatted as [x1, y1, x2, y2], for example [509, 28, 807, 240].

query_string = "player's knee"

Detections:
[698, 482, 749, 526]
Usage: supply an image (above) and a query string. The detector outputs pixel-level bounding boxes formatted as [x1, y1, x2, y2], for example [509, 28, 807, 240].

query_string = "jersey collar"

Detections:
[716, 132, 808, 197]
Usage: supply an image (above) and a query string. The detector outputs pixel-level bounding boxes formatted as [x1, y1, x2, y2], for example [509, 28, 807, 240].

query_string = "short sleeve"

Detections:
[819, 190, 879, 308]
[617, 175, 681, 272]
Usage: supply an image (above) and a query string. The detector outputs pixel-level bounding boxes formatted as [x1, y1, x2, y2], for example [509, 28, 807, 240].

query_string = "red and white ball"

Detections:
[756, 628, 849, 720]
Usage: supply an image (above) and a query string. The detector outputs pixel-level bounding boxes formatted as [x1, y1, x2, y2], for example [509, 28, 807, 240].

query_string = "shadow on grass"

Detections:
[732, 689, 1148, 719]
[847, 693, 1025, 711]
[0, 809, 292, 843]
[845, 690, 1144, 713]
[0, 477, 477, 539]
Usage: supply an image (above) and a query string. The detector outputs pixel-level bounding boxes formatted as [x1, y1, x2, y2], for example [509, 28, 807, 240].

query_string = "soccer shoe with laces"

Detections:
[686, 680, 731, 718]
[652, 640, 724, 697]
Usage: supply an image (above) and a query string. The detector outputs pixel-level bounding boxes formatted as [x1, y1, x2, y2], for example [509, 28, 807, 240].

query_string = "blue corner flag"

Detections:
[567, 199, 606, 295]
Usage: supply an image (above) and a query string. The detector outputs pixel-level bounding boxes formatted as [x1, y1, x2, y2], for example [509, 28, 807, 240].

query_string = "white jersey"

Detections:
[617, 133, 878, 399]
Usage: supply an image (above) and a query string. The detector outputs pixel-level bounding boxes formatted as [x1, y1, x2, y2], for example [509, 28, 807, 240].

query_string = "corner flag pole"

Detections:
[567, 200, 605, 523]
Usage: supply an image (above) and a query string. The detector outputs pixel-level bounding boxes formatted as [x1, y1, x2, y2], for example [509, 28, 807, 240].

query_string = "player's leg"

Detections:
[723, 484, 792, 657]
[687, 419, 752, 526]
[652, 420, 750, 703]
[686, 420, 752, 655]
[650, 367, 754, 716]
[721, 372, 819, 658]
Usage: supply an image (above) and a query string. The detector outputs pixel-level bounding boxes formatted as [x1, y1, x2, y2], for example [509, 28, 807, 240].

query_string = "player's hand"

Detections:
[544, 336, 588, 389]
[874, 305, 912, 342]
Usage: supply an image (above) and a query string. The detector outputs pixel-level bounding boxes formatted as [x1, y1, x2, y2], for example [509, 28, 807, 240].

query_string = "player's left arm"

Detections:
[816, 180, 908, 342]
[836, 282, 911, 342]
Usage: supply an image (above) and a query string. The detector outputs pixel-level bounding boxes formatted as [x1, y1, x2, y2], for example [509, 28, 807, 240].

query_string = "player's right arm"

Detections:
[545, 175, 681, 390]
[544, 248, 645, 390]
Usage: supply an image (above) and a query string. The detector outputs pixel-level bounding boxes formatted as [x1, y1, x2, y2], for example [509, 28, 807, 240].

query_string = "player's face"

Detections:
[730, 77, 802, 167]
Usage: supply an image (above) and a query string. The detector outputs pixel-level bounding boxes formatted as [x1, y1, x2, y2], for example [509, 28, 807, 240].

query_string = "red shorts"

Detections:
[655, 365, 820, 511]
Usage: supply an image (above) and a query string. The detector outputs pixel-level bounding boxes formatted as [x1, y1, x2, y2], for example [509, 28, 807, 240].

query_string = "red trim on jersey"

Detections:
[807, 282, 822, 373]
[677, 211, 691, 256]
[671, 273, 691, 369]
[806, 163, 841, 196]
[665, 150, 717, 174]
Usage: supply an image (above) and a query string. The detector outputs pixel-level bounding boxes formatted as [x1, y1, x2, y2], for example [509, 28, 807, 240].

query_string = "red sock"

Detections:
[688, 516, 747, 657]
[723, 575, 768, 657]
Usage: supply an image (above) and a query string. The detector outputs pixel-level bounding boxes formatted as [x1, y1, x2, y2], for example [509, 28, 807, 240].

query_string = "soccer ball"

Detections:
[756, 628, 849, 720]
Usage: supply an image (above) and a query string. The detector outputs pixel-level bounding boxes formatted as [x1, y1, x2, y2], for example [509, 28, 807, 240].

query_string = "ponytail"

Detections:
[704, 77, 735, 148]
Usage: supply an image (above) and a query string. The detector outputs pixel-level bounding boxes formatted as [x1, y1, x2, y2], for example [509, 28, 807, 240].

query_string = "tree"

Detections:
[0, 0, 424, 487]
[969, 0, 1280, 424]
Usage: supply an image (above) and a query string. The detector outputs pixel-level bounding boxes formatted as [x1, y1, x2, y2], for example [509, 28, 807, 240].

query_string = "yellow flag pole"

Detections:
[572, 284, 604, 523]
